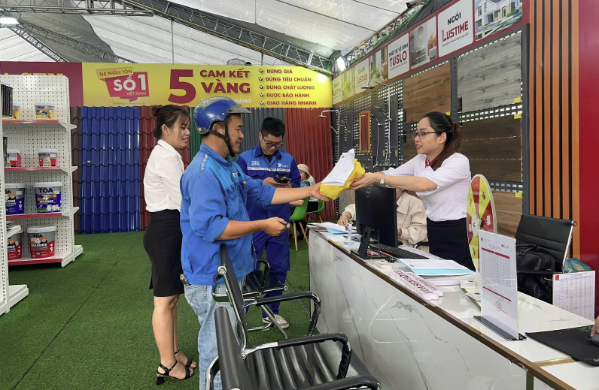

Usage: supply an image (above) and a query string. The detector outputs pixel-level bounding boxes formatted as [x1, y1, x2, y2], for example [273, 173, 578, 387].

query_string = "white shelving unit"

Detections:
[0, 75, 82, 315]
[0, 85, 9, 316]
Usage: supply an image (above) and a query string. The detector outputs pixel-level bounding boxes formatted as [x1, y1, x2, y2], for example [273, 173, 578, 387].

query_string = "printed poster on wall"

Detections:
[388, 34, 410, 79]
[342, 67, 355, 101]
[332, 76, 342, 105]
[82, 63, 332, 108]
[354, 59, 370, 92]
[474, 0, 523, 41]
[369, 47, 388, 84]
[410, 17, 438, 68]
[438, 0, 474, 57]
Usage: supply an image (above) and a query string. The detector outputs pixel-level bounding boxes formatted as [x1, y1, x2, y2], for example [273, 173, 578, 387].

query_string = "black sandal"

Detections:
[156, 361, 193, 385]
[175, 349, 198, 369]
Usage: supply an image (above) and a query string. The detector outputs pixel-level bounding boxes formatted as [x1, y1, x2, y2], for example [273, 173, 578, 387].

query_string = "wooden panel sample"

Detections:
[470, 159, 522, 182]
[461, 116, 522, 182]
[462, 116, 521, 140]
[493, 191, 522, 238]
[404, 62, 451, 122]
[457, 33, 522, 112]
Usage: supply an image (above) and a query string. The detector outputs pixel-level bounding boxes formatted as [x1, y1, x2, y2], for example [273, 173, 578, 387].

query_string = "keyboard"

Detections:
[370, 243, 429, 259]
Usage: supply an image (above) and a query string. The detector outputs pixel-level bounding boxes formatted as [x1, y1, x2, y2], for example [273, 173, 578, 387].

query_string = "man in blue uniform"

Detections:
[236, 117, 301, 330]
[180, 97, 325, 390]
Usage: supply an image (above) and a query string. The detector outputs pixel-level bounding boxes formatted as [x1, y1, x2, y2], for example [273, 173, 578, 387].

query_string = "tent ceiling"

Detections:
[0, 28, 55, 61]
[168, 0, 409, 51]
[1, 0, 409, 64]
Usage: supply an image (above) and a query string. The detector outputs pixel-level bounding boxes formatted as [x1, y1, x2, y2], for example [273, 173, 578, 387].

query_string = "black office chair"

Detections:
[213, 307, 380, 390]
[515, 214, 576, 270]
[515, 214, 576, 303]
[208, 244, 379, 390]
[213, 258, 289, 336]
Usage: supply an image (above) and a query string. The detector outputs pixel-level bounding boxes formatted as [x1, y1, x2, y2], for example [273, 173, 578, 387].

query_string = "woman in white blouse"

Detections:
[143, 105, 195, 383]
[351, 112, 473, 270]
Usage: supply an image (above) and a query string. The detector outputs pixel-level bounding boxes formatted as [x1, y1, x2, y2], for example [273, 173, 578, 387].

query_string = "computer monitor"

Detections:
[355, 185, 398, 249]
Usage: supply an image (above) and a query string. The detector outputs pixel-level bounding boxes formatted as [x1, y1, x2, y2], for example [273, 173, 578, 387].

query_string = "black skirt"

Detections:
[427, 218, 475, 271]
[143, 209, 184, 297]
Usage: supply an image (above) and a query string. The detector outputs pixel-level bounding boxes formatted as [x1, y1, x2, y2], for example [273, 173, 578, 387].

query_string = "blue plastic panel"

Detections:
[80, 107, 141, 233]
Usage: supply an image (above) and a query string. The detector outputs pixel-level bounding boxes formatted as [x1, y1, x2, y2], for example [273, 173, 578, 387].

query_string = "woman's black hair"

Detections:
[152, 105, 190, 139]
[422, 112, 463, 170]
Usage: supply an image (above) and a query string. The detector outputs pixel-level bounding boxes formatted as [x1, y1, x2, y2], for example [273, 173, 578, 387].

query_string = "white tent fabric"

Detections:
[169, 0, 409, 50]
[0, 29, 55, 62]
[82, 14, 285, 65]
[0, 0, 409, 64]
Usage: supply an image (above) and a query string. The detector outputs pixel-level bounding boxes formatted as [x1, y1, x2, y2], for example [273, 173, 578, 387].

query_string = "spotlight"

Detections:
[336, 57, 346, 72]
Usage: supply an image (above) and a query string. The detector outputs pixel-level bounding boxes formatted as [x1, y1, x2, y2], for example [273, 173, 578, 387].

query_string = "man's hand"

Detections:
[592, 315, 599, 336]
[338, 212, 350, 227]
[398, 228, 403, 237]
[350, 172, 384, 190]
[310, 183, 330, 201]
[263, 177, 278, 187]
[262, 217, 289, 237]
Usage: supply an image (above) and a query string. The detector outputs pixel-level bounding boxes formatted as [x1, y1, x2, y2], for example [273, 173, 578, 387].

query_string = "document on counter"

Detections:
[310, 222, 356, 234]
[553, 271, 595, 320]
[479, 231, 519, 340]
[322, 149, 356, 186]
[399, 259, 475, 276]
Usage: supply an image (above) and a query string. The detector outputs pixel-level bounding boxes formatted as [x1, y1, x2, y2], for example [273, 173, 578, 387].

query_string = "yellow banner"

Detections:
[82, 63, 332, 108]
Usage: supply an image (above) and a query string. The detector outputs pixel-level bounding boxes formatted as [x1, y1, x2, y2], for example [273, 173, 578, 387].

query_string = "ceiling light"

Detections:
[336, 57, 346, 72]
[0, 16, 19, 25]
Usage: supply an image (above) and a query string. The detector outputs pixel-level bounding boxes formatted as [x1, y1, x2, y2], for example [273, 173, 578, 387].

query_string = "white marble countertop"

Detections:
[317, 231, 596, 386]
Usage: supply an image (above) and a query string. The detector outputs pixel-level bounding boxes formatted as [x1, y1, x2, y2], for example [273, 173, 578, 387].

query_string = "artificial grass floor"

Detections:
[1, 232, 313, 390]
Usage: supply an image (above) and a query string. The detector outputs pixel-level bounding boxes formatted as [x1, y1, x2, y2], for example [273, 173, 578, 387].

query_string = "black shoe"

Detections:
[156, 361, 193, 385]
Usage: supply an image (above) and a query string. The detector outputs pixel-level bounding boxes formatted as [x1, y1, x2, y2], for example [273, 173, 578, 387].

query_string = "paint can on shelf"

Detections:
[7, 227, 23, 261]
[34, 181, 62, 213]
[35, 103, 55, 120]
[27, 226, 56, 258]
[7, 149, 21, 167]
[38, 149, 58, 167]
[5, 183, 25, 215]
[12, 102, 20, 120]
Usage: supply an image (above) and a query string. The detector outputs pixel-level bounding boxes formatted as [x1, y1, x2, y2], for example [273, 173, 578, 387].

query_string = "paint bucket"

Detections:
[12, 102, 20, 120]
[34, 181, 62, 213]
[38, 149, 58, 167]
[35, 103, 55, 120]
[7, 149, 21, 167]
[27, 226, 56, 258]
[7, 227, 23, 261]
[5, 183, 25, 215]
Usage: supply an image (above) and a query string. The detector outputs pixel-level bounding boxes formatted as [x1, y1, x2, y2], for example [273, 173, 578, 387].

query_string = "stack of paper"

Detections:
[399, 259, 474, 276]
[323, 149, 356, 186]
[310, 222, 356, 234]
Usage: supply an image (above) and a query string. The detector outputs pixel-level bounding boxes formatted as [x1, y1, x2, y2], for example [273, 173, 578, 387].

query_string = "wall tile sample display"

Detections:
[458, 32, 522, 112]
[403, 62, 451, 123]
[461, 115, 522, 182]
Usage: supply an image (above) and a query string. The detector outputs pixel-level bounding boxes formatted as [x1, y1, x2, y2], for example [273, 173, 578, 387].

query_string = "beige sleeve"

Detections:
[399, 198, 428, 246]
[343, 204, 356, 219]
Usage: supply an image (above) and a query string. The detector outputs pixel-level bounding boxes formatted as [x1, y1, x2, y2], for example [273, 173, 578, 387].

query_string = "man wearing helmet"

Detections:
[181, 97, 326, 390]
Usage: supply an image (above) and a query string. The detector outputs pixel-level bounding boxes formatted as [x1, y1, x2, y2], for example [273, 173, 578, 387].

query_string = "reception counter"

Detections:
[308, 230, 597, 390]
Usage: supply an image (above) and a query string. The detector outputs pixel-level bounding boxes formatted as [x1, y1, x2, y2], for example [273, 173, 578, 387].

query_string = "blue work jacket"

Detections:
[180, 144, 275, 286]
[237, 145, 301, 223]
